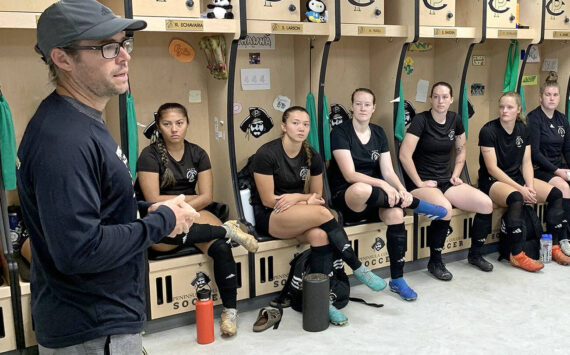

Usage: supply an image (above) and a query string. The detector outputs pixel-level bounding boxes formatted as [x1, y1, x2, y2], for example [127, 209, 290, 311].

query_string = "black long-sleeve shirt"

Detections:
[527, 106, 570, 173]
[17, 92, 175, 348]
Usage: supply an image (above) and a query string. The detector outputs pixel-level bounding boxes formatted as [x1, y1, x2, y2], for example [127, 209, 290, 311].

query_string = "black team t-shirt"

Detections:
[329, 120, 390, 195]
[252, 138, 323, 205]
[527, 106, 570, 172]
[478, 119, 529, 184]
[136, 140, 211, 197]
[406, 110, 464, 184]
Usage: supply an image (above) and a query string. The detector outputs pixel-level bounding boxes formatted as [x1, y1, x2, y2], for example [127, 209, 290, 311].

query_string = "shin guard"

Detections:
[386, 223, 407, 279]
[208, 239, 237, 309]
[320, 219, 361, 270]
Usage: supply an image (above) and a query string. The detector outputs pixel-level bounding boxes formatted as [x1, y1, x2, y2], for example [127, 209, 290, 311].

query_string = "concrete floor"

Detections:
[142, 253, 570, 354]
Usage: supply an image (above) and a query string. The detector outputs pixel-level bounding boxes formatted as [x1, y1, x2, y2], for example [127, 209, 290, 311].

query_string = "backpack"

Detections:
[237, 154, 256, 191]
[498, 205, 542, 261]
[273, 249, 382, 312]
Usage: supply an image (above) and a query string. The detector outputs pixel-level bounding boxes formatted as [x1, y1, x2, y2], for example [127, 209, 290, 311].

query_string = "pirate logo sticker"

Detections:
[372, 237, 385, 252]
[300, 166, 309, 181]
[558, 126, 566, 137]
[240, 107, 273, 138]
[186, 168, 198, 183]
[371, 150, 380, 162]
[515, 136, 523, 148]
[330, 104, 350, 127]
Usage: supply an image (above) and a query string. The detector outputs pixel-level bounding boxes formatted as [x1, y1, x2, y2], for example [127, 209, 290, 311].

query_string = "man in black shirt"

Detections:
[17, 0, 198, 351]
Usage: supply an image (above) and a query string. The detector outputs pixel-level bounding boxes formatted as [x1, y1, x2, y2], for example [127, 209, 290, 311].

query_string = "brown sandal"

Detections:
[253, 308, 282, 332]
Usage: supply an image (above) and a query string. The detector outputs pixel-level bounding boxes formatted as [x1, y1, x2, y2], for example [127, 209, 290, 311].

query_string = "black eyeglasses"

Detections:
[60, 38, 134, 59]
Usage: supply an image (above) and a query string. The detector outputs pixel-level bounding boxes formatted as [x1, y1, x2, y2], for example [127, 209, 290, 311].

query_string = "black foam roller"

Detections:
[302, 273, 329, 332]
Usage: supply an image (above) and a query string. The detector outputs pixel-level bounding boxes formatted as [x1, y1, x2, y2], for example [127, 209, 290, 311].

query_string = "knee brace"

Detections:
[386, 223, 407, 279]
[366, 186, 389, 208]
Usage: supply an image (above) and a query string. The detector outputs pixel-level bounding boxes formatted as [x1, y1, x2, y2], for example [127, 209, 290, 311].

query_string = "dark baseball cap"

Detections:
[36, 0, 147, 60]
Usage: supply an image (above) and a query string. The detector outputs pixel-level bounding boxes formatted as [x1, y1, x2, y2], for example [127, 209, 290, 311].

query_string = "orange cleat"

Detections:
[510, 252, 544, 272]
[552, 245, 570, 266]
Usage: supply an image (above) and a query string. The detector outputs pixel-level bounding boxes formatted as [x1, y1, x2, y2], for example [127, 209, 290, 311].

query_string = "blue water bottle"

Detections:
[540, 234, 552, 263]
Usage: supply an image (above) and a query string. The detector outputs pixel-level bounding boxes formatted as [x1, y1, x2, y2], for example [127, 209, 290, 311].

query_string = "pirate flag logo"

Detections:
[330, 104, 351, 127]
[372, 237, 385, 251]
[240, 107, 273, 138]
[404, 100, 416, 125]
[191, 271, 211, 289]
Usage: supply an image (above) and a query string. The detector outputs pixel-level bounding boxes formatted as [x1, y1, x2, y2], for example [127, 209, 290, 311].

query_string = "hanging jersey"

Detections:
[478, 119, 529, 184]
[527, 106, 570, 173]
[329, 120, 390, 195]
[406, 110, 464, 183]
[136, 140, 211, 196]
[252, 138, 323, 205]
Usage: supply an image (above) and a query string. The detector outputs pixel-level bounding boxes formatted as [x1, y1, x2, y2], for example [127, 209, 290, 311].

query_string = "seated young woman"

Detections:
[526, 73, 570, 264]
[252, 106, 385, 325]
[399, 82, 495, 281]
[478, 92, 567, 272]
[137, 103, 258, 337]
[328, 88, 447, 301]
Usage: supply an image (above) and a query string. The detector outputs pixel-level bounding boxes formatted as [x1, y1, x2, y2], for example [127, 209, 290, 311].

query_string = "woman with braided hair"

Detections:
[137, 103, 258, 337]
[252, 106, 385, 326]
[527, 73, 570, 264]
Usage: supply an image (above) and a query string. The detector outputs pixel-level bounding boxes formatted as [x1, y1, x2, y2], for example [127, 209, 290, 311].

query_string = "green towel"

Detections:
[0, 94, 17, 190]
[306, 92, 320, 153]
[322, 93, 331, 161]
[461, 83, 469, 139]
[395, 82, 406, 142]
[503, 40, 519, 92]
[126, 92, 138, 180]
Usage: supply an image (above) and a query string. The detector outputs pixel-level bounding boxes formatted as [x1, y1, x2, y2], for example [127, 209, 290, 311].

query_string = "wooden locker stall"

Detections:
[247, 0, 301, 22]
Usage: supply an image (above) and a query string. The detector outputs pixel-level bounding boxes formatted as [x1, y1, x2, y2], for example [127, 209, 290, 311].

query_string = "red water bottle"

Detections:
[193, 273, 214, 344]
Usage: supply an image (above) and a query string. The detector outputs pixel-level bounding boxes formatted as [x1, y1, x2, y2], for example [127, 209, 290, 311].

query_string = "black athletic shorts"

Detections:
[404, 173, 453, 194]
[253, 204, 273, 236]
[534, 169, 557, 183]
[332, 189, 381, 224]
[478, 174, 525, 195]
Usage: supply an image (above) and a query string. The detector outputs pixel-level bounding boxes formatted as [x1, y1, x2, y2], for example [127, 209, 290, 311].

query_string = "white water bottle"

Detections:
[539, 234, 552, 263]
[240, 188, 255, 226]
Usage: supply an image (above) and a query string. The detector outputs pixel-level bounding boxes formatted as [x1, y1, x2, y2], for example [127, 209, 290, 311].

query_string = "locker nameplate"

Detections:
[271, 23, 303, 33]
[358, 26, 386, 35]
[165, 19, 204, 31]
[498, 30, 517, 38]
[434, 28, 457, 37]
[553, 31, 570, 38]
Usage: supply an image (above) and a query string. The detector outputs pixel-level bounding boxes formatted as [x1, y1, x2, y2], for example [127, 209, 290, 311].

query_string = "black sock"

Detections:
[386, 223, 407, 279]
[546, 188, 565, 245]
[310, 244, 333, 275]
[208, 239, 237, 309]
[470, 213, 492, 255]
[164, 224, 227, 246]
[319, 218, 362, 270]
[428, 220, 451, 264]
[563, 198, 570, 241]
[505, 192, 524, 255]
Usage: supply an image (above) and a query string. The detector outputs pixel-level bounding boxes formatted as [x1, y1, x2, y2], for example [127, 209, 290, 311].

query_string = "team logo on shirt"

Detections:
[515, 136, 523, 148]
[448, 129, 455, 141]
[372, 237, 385, 251]
[186, 168, 198, 183]
[558, 126, 566, 137]
[371, 150, 380, 161]
[300, 166, 309, 181]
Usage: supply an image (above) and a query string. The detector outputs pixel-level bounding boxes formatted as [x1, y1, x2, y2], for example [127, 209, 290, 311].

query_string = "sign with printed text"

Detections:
[238, 34, 275, 50]
[271, 23, 303, 33]
[553, 31, 570, 39]
[472, 55, 486, 66]
[358, 26, 386, 35]
[498, 30, 517, 38]
[165, 19, 204, 31]
[521, 75, 538, 86]
[434, 28, 457, 37]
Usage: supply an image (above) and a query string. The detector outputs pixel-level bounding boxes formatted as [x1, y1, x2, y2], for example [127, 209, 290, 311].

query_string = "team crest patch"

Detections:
[371, 150, 380, 161]
[300, 166, 309, 181]
[186, 168, 198, 183]
[558, 126, 565, 137]
[372, 237, 385, 251]
[448, 129, 455, 141]
[515, 136, 523, 148]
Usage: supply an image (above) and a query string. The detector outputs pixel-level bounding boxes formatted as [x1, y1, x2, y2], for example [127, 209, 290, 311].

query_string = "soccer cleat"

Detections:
[509, 252, 544, 272]
[468, 253, 494, 272]
[552, 245, 570, 265]
[353, 264, 387, 291]
[222, 220, 258, 253]
[559, 239, 570, 257]
[427, 262, 453, 281]
[220, 308, 237, 336]
[389, 277, 418, 301]
[329, 303, 348, 326]
[414, 200, 448, 220]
